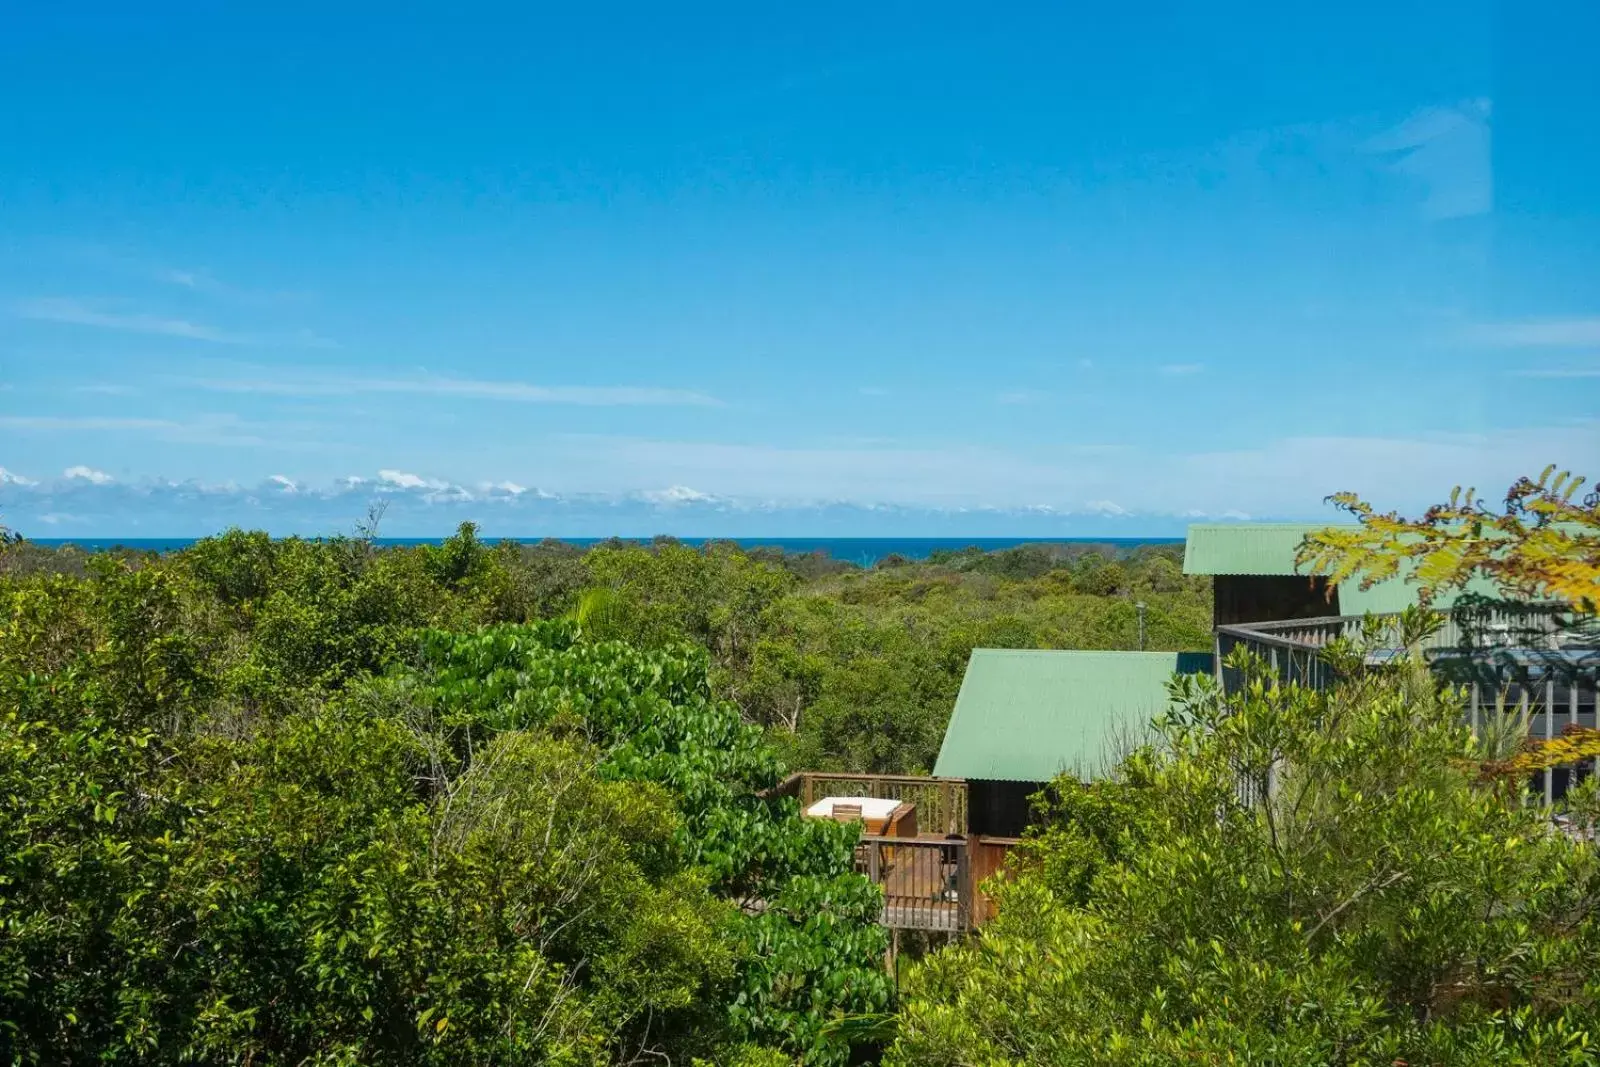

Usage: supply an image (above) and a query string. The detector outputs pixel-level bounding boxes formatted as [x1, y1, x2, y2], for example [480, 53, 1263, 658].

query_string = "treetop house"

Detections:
[932, 648, 1213, 837]
[784, 522, 1597, 937]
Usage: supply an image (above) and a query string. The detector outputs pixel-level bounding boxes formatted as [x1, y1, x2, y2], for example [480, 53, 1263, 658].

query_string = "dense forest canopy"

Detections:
[6, 471, 1596, 1066]
[0, 531, 1210, 776]
[0, 527, 909, 1064]
[0, 526, 1204, 1064]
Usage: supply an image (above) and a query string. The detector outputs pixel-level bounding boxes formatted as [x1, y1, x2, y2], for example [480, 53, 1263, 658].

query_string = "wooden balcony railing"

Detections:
[765, 771, 968, 836]
[858, 835, 970, 932]
[854, 833, 1020, 932]
[764, 773, 1022, 931]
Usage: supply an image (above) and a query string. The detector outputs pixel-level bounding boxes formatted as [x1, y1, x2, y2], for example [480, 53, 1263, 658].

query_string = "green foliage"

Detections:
[533, 538, 1209, 775]
[891, 648, 1600, 1066]
[0, 530, 1212, 1062]
[1298, 465, 1600, 611]
[734, 549, 1210, 772]
[393, 625, 894, 1061]
[0, 533, 909, 1065]
[1, 618, 739, 1062]
[4, 534, 1211, 778]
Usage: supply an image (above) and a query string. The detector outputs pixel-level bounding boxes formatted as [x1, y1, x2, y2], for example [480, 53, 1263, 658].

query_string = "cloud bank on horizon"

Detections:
[2, 409, 1594, 539]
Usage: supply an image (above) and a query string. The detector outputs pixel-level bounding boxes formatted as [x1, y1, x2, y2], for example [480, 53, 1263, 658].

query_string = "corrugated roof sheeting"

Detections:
[932, 649, 1213, 783]
[1182, 523, 1345, 575]
[1337, 572, 1502, 615]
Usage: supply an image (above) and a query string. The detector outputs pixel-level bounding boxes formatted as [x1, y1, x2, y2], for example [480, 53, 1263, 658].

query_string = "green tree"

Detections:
[1299, 465, 1600, 612]
[394, 623, 894, 1063]
[0, 590, 746, 1063]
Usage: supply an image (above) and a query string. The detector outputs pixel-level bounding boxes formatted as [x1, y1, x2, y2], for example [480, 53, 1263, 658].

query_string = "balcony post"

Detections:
[957, 839, 972, 933]
[1545, 679, 1555, 807]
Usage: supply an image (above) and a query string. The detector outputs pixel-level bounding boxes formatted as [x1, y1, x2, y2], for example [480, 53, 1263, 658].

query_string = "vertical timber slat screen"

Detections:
[858, 835, 971, 933]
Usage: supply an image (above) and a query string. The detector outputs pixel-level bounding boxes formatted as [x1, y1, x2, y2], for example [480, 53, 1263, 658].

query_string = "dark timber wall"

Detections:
[968, 779, 1040, 838]
[1213, 575, 1338, 629]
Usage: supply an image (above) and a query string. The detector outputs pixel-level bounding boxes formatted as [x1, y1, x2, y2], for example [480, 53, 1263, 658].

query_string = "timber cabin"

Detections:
[932, 649, 1213, 837]
[782, 522, 1598, 936]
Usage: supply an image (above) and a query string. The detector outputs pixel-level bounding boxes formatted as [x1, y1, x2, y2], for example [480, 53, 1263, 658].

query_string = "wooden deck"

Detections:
[774, 772, 1023, 931]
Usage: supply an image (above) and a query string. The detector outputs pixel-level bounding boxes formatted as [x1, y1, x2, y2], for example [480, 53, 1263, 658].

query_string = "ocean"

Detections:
[28, 536, 1183, 569]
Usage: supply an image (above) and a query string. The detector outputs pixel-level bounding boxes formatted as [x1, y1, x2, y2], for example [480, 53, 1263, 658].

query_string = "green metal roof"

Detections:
[933, 649, 1213, 783]
[1183, 523, 1502, 613]
[1182, 523, 1345, 575]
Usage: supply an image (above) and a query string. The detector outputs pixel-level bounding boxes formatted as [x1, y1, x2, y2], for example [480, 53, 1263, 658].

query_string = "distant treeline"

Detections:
[3, 529, 1211, 774]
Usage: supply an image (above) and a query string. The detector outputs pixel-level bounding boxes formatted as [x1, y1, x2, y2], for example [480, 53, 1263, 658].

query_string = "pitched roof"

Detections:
[1182, 523, 1345, 575]
[932, 649, 1212, 783]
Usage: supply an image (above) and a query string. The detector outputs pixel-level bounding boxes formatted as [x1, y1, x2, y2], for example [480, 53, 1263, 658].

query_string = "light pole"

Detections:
[1136, 601, 1147, 650]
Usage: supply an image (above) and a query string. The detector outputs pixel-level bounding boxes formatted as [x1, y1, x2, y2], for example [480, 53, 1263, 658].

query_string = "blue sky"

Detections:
[2, 1, 1596, 536]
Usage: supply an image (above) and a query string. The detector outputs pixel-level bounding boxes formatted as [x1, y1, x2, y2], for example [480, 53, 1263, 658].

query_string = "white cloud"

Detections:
[149, 264, 303, 307]
[551, 435, 1135, 508]
[530, 421, 1589, 518]
[1517, 366, 1600, 379]
[159, 268, 203, 289]
[1162, 420, 1600, 517]
[7, 417, 1592, 534]
[1361, 97, 1491, 219]
[0, 466, 38, 486]
[377, 469, 440, 490]
[268, 474, 298, 492]
[1471, 319, 1600, 348]
[13, 297, 251, 344]
[0, 413, 306, 449]
[641, 485, 716, 505]
[2, 415, 179, 432]
[11, 297, 335, 348]
[178, 370, 719, 407]
[1159, 363, 1204, 377]
[374, 469, 476, 503]
[64, 465, 114, 485]
[51, 244, 295, 304]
